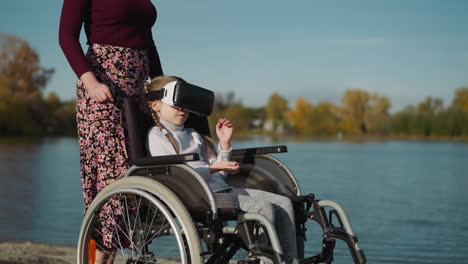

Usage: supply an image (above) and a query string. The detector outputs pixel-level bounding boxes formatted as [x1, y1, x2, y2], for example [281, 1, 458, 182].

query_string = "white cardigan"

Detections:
[147, 119, 232, 192]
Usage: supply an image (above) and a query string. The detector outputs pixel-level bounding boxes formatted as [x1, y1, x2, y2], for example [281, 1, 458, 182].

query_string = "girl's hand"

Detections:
[216, 118, 233, 149]
[209, 160, 240, 175]
[87, 82, 113, 103]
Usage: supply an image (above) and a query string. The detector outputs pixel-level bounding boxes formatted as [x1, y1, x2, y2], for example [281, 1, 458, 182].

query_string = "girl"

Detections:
[145, 75, 298, 264]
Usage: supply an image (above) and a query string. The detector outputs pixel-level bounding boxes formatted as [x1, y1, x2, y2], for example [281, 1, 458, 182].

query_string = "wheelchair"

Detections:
[77, 97, 367, 264]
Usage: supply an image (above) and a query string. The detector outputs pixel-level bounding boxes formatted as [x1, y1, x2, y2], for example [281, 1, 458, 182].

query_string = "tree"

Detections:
[0, 34, 54, 98]
[0, 34, 56, 136]
[366, 94, 391, 134]
[265, 93, 289, 132]
[286, 97, 313, 133]
[452, 87, 468, 111]
[209, 104, 253, 138]
[311, 101, 342, 134]
[340, 89, 370, 133]
[390, 105, 416, 135]
[416, 97, 443, 136]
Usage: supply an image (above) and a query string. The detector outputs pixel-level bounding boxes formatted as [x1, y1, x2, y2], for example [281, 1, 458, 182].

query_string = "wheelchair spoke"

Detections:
[145, 218, 169, 245]
[122, 194, 134, 258]
[132, 195, 143, 240]
[143, 200, 159, 244]
[92, 227, 124, 257]
[110, 209, 129, 258]
[105, 200, 144, 257]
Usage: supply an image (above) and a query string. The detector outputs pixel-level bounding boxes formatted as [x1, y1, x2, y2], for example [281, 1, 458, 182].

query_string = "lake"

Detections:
[0, 137, 467, 263]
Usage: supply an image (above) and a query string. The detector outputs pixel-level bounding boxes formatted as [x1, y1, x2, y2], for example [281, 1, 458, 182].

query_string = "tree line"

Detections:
[209, 88, 468, 139]
[1, 34, 467, 139]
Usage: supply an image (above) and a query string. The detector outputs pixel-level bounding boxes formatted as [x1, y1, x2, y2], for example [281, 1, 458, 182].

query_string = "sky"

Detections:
[1, 0, 467, 112]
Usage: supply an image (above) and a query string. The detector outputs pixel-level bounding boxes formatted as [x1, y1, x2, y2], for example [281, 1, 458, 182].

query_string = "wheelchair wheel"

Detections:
[77, 176, 203, 264]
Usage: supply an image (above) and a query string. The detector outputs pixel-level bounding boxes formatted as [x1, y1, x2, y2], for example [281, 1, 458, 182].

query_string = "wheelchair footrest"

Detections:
[236, 259, 260, 264]
[299, 238, 335, 264]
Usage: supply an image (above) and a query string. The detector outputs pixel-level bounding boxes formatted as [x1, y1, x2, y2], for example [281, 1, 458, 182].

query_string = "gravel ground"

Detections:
[0, 242, 75, 264]
[0, 242, 182, 264]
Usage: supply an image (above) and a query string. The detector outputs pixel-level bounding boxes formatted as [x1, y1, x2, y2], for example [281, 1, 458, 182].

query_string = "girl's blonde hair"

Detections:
[144, 76, 217, 158]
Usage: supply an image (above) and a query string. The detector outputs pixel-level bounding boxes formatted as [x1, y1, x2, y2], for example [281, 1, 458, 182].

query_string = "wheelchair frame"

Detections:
[77, 146, 366, 264]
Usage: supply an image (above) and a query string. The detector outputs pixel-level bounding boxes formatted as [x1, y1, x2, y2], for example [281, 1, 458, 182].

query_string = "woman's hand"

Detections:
[87, 83, 113, 103]
[216, 118, 233, 150]
[80, 71, 113, 103]
[209, 160, 240, 175]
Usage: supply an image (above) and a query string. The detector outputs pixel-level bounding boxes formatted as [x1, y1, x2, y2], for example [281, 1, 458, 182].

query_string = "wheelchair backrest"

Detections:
[123, 96, 211, 162]
[123, 96, 215, 217]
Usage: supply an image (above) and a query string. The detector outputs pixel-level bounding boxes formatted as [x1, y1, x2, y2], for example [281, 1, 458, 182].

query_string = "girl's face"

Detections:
[151, 100, 189, 126]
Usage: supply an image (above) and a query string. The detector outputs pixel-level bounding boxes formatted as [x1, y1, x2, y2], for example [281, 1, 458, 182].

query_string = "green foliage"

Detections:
[390, 96, 468, 137]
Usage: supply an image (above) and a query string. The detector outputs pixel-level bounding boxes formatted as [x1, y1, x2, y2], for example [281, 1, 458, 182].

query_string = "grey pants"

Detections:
[216, 188, 297, 264]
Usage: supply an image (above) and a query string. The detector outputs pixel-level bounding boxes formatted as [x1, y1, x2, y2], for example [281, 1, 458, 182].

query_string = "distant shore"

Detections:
[1, 133, 468, 145]
[0, 242, 75, 264]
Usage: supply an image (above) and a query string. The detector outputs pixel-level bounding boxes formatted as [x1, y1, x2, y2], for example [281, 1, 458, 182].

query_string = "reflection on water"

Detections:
[1, 137, 468, 263]
[0, 138, 82, 246]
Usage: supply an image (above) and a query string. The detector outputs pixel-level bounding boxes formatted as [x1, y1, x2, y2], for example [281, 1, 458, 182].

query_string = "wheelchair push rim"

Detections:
[77, 176, 203, 264]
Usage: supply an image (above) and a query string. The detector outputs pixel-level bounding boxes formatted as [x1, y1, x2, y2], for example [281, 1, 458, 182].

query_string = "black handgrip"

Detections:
[231, 145, 288, 157]
[132, 153, 200, 166]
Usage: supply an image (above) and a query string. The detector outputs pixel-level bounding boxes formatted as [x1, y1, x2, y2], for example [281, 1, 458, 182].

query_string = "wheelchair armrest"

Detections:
[132, 153, 200, 166]
[231, 145, 288, 157]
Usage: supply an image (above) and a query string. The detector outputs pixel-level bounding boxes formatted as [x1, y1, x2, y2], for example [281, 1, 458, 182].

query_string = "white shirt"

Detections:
[147, 119, 232, 192]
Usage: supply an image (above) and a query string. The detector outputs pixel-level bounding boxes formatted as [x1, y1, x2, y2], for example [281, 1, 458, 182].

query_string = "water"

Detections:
[1, 137, 467, 263]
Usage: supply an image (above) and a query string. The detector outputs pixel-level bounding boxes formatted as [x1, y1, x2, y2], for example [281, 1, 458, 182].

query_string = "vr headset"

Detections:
[145, 79, 215, 116]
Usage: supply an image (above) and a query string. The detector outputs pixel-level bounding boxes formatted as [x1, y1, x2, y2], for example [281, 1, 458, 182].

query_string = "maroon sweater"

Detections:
[59, 0, 163, 79]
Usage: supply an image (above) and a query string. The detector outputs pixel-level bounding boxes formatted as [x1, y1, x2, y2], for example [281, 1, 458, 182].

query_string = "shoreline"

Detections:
[0, 242, 75, 264]
[1, 133, 468, 144]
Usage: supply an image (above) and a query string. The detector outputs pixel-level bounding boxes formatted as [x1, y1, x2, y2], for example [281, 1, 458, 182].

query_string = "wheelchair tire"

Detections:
[77, 176, 203, 264]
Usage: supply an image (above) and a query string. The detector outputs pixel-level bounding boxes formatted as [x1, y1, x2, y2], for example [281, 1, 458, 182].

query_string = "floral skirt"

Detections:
[76, 43, 149, 248]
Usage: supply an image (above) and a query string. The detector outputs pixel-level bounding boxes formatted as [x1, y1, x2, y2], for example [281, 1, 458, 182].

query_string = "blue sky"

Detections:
[1, 0, 467, 111]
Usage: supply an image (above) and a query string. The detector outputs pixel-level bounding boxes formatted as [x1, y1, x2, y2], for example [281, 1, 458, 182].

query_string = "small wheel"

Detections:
[77, 176, 203, 264]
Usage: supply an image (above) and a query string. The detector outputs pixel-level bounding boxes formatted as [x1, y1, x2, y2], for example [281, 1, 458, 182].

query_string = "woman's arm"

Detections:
[58, 0, 91, 79]
[59, 0, 113, 102]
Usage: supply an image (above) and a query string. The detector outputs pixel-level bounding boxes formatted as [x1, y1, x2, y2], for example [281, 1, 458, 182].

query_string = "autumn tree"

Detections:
[0, 34, 54, 98]
[310, 101, 342, 134]
[0, 34, 56, 136]
[452, 87, 468, 111]
[265, 93, 289, 132]
[340, 89, 370, 133]
[286, 97, 313, 133]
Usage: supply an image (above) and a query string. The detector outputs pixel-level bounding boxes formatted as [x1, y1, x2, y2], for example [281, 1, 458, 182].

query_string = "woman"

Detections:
[59, 0, 163, 262]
